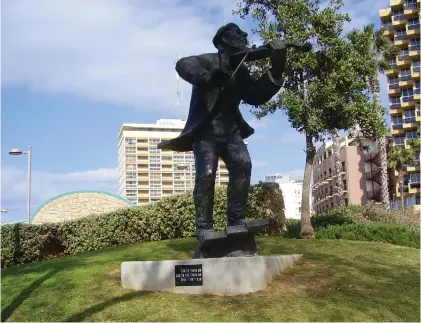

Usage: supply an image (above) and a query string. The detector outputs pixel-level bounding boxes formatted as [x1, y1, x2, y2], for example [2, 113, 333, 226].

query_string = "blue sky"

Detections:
[1, 0, 389, 223]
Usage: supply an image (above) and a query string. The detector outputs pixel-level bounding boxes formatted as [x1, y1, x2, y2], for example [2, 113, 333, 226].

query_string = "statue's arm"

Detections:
[175, 54, 211, 87]
[239, 67, 283, 106]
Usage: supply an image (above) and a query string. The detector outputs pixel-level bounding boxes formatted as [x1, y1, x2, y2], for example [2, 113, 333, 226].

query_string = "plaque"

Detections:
[174, 264, 203, 286]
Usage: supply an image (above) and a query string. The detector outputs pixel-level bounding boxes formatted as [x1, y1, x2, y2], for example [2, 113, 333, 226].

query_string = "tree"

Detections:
[387, 146, 415, 211]
[235, 0, 387, 239]
[331, 129, 345, 206]
[348, 24, 398, 208]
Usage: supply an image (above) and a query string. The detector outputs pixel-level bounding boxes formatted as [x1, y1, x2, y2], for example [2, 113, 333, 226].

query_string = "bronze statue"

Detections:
[158, 23, 287, 251]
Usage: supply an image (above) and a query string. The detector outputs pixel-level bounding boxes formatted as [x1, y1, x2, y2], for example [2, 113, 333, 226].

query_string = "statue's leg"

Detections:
[220, 132, 252, 226]
[192, 137, 220, 239]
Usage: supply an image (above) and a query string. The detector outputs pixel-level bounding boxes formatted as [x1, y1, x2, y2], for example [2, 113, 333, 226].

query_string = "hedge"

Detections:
[1, 183, 285, 268]
[316, 223, 420, 249]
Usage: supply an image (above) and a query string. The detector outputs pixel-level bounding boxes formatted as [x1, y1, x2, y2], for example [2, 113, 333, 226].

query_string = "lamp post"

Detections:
[9, 146, 32, 224]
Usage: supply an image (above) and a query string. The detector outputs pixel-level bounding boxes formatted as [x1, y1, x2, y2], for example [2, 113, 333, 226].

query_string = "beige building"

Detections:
[379, 0, 420, 208]
[117, 119, 229, 205]
[312, 133, 395, 214]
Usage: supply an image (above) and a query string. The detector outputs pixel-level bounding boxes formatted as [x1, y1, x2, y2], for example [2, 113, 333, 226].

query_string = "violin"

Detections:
[230, 41, 312, 66]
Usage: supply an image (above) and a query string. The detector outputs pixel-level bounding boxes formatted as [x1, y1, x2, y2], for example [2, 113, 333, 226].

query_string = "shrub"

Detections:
[316, 223, 420, 249]
[282, 219, 300, 238]
[1, 183, 286, 267]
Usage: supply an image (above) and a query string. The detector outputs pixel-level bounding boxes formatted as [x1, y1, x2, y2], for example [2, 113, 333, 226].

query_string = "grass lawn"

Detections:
[1, 237, 420, 322]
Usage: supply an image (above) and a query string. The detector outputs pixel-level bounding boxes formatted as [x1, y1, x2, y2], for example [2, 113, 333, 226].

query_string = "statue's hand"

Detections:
[267, 39, 287, 77]
[203, 68, 231, 89]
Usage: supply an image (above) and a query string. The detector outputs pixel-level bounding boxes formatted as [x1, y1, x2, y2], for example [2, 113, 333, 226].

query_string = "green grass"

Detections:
[1, 237, 419, 322]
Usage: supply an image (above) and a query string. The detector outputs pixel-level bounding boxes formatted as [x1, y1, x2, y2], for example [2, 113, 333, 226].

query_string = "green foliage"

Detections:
[0, 184, 285, 268]
[317, 223, 420, 249]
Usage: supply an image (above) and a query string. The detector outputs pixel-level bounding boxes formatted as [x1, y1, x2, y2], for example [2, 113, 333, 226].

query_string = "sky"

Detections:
[1, 0, 391, 223]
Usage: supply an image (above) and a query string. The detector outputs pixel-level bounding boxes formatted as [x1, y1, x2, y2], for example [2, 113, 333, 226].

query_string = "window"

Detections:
[125, 147, 136, 154]
[395, 28, 406, 41]
[149, 148, 160, 154]
[416, 195, 421, 205]
[149, 156, 161, 162]
[402, 88, 414, 102]
[150, 173, 161, 179]
[395, 136, 405, 147]
[407, 17, 420, 30]
[410, 38, 420, 51]
[404, 110, 416, 123]
[149, 164, 161, 170]
[150, 190, 162, 197]
[389, 76, 399, 85]
[392, 115, 403, 124]
[391, 57, 397, 69]
[126, 180, 137, 187]
[405, 130, 418, 139]
[150, 181, 161, 188]
[126, 172, 136, 178]
[409, 173, 420, 184]
[399, 48, 409, 61]
[174, 182, 184, 188]
[392, 9, 404, 21]
[125, 138, 136, 145]
[390, 95, 401, 105]
[415, 80, 420, 93]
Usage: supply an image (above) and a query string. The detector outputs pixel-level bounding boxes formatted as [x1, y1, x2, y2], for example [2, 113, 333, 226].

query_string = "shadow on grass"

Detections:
[1, 269, 59, 322]
[64, 291, 152, 322]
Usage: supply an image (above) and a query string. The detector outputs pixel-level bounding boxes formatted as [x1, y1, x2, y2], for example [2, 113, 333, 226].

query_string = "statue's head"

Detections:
[213, 23, 249, 53]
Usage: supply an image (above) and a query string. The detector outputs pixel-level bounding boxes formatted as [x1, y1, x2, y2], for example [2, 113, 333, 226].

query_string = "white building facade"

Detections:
[263, 174, 303, 219]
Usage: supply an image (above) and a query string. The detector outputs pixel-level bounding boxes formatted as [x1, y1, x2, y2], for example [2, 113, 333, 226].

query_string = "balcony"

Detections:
[403, 116, 417, 128]
[412, 66, 420, 78]
[409, 44, 421, 58]
[392, 15, 407, 27]
[401, 96, 415, 107]
[390, 0, 404, 6]
[399, 75, 413, 87]
[404, 1, 419, 12]
[397, 56, 411, 67]
[415, 88, 421, 100]
[392, 123, 405, 134]
[380, 8, 392, 18]
[366, 166, 380, 180]
[407, 23, 421, 36]
[386, 64, 400, 76]
[390, 102, 403, 115]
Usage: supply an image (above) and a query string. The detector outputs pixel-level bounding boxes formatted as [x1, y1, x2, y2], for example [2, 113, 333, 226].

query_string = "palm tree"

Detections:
[331, 129, 345, 206]
[364, 24, 399, 208]
[388, 147, 415, 211]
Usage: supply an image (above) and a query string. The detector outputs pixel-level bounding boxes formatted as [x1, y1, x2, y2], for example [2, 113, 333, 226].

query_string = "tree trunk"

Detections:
[398, 170, 404, 211]
[332, 129, 345, 206]
[300, 133, 316, 239]
[369, 75, 390, 208]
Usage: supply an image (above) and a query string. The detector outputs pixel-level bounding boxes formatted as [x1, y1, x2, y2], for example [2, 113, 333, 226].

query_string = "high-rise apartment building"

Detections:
[379, 0, 420, 208]
[312, 133, 395, 214]
[263, 174, 304, 219]
[117, 119, 229, 205]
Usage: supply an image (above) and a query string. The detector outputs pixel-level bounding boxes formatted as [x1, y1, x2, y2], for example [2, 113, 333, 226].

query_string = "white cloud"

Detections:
[2, 0, 242, 113]
[1, 166, 117, 222]
[246, 118, 268, 130]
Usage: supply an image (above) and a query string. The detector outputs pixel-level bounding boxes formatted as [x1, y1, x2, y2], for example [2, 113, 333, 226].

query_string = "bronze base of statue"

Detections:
[192, 219, 269, 259]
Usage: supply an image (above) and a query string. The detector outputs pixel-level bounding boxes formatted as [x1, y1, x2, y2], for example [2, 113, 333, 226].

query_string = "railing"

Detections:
[410, 45, 421, 51]
[404, 117, 416, 123]
[365, 167, 380, 180]
[404, 2, 418, 10]
[392, 124, 404, 129]
[395, 34, 407, 41]
[390, 103, 402, 109]
[415, 89, 421, 95]
[391, 63, 398, 70]
[402, 96, 414, 102]
[414, 66, 421, 73]
[389, 83, 400, 90]
[393, 14, 405, 21]
[399, 74, 412, 81]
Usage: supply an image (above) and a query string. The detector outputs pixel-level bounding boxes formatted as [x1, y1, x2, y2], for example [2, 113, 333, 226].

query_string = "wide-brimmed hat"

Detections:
[212, 23, 240, 48]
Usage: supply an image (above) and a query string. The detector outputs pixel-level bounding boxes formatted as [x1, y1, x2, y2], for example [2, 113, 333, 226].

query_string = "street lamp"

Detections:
[9, 146, 32, 224]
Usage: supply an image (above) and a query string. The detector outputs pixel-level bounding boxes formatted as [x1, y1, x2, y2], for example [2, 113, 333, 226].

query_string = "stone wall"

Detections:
[32, 191, 133, 224]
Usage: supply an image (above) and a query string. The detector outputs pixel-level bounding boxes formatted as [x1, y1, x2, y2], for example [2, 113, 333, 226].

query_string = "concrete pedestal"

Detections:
[121, 254, 302, 296]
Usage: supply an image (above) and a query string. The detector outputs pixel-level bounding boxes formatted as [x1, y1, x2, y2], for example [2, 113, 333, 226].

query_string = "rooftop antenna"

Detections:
[174, 54, 181, 119]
